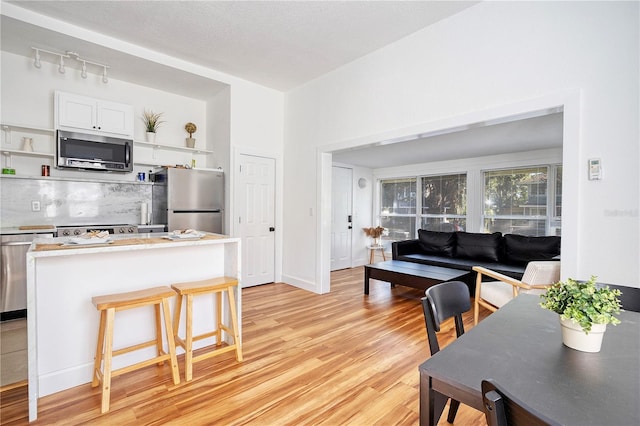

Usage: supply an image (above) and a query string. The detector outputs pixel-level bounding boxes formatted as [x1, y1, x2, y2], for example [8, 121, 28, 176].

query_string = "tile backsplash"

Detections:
[0, 176, 152, 227]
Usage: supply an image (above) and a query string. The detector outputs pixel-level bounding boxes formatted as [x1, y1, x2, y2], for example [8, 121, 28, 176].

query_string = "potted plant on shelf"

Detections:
[142, 110, 165, 143]
[363, 226, 386, 247]
[185, 122, 197, 148]
[540, 276, 622, 352]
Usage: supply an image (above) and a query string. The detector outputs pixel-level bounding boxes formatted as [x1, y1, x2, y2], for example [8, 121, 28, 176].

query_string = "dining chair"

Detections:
[472, 261, 561, 324]
[597, 283, 640, 312]
[421, 280, 471, 423]
[481, 379, 559, 426]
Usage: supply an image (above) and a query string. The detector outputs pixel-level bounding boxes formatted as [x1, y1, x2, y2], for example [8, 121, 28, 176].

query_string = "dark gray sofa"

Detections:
[392, 230, 561, 289]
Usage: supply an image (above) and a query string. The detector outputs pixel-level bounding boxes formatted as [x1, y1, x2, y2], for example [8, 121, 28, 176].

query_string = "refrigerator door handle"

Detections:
[172, 209, 222, 213]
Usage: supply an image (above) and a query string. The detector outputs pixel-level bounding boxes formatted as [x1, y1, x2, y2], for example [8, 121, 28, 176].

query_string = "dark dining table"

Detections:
[419, 294, 640, 426]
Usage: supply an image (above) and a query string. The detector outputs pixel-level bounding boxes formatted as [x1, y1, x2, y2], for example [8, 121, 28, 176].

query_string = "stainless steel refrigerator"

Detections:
[152, 168, 224, 233]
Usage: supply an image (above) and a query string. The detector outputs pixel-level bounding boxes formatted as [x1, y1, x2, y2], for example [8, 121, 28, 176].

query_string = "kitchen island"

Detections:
[26, 232, 241, 421]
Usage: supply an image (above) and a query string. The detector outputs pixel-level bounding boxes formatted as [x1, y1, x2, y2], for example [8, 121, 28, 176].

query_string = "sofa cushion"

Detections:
[395, 253, 525, 278]
[417, 230, 456, 257]
[504, 234, 561, 266]
[455, 232, 502, 262]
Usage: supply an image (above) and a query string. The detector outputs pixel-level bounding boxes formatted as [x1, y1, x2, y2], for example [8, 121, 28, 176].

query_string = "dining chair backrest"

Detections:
[481, 379, 559, 426]
[421, 280, 470, 355]
[597, 283, 640, 313]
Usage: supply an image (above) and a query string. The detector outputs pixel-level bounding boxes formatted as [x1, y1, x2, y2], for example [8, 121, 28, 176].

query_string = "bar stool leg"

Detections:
[101, 308, 116, 414]
[172, 293, 183, 344]
[226, 285, 243, 362]
[154, 303, 164, 366]
[161, 297, 181, 385]
[92, 310, 107, 387]
[184, 294, 194, 382]
[215, 291, 223, 345]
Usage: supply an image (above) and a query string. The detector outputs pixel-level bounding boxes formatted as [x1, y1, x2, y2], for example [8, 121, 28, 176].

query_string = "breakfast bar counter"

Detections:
[26, 232, 241, 421]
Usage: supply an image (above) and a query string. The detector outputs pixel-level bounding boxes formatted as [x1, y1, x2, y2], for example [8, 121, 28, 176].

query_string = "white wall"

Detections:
[284, 1, 639, 291]
[1, 51, 208, 179]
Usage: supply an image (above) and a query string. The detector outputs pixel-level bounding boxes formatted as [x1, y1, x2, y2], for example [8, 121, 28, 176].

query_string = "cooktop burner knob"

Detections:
[61, 230, 70, 236]
[116, 227, 124, 234]
[127, 227, 135, 233]
[73, 229, 82, 235]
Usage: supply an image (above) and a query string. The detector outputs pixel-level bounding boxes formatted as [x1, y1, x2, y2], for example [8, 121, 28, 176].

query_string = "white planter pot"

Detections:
[146, 132, 156, 143]
[560, 317, 606, 352]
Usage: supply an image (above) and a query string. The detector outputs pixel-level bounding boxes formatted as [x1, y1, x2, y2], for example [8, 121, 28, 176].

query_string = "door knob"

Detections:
[269, 227, 275, 232]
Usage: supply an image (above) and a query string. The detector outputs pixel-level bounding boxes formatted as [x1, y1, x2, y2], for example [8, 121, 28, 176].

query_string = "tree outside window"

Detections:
[421, 174, 467, 232]
[483, 167, 550, 236]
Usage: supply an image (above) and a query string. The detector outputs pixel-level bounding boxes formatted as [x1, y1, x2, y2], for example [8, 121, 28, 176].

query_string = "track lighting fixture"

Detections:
[31, 47, 110, 83]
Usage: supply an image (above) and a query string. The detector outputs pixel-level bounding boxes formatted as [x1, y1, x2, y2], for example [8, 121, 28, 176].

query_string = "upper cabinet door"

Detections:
[57, 92, 97, 131]
[97, 100, 133, 137]
[56, 91, 134, 138]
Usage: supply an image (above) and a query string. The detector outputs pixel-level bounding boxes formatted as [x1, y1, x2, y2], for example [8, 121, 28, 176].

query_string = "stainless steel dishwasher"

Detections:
[1, 233, 53, 321]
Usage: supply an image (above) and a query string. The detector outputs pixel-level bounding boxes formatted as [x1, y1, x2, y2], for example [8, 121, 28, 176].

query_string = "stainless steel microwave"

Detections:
[56, 130, 133, 172]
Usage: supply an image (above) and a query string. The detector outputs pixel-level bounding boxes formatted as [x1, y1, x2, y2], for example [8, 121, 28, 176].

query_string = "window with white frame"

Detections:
[483, 166, 562, 236]
[379, 173, 467, 241]
[420, 173, 467, 232]
[379, 178, 417, 241]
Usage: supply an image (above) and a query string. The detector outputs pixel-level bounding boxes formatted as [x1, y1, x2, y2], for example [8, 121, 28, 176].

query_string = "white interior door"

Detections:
[331, 166, 353, 271]
[238, 154, 275, 287]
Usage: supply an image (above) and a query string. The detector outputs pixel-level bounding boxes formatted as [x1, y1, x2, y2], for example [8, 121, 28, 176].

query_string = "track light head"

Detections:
[102, 66, 108, 84]
[58, 55, 65, 74]
[81, 61, 88, 79]
[34, 49, 41, 68]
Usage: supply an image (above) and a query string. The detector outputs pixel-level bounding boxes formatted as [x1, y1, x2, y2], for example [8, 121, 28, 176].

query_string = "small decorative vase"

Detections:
[372, 237, 380, 247]
[146, 132, 156, 143]
[186, 137, 196, 148]
[560, 317, 606, 352]
[22, 137, 33, 152]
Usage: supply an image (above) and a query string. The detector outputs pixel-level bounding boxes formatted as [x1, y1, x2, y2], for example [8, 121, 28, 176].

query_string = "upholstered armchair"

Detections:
[473, 261, 561, 324]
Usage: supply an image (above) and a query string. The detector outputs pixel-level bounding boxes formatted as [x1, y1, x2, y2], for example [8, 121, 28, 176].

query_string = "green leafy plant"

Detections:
[540, 276, 622, 333]
[142, 110, 165, 133]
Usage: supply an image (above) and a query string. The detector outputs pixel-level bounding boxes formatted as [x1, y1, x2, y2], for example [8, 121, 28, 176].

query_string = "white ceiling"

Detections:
[3, 0, 478, 91]
[332, 112, 564, 169]
[0, 0, 563, 169]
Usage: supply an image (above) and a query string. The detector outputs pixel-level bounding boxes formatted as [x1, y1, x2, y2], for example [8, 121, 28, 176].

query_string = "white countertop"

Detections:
[29, 232, 237, 257]
[1, 227, 56, 235]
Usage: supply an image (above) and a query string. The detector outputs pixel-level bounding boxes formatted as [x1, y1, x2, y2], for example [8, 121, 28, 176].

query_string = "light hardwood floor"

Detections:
[0, 267, 489, 425]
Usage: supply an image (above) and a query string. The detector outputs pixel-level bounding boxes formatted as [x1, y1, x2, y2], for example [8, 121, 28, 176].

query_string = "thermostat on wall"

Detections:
[588, 158, 602, 180]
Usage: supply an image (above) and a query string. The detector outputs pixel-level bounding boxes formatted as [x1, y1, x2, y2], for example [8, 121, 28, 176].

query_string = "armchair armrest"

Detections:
[472, 266, 523, 288]
[392, 239, 421, 259]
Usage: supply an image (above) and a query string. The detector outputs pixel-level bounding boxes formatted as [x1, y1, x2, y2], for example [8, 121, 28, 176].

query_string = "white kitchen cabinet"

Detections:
[56, 91, 133, 138]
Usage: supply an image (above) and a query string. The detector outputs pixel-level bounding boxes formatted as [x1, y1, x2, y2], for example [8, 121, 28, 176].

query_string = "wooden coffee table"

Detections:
[364, 260, 469, 295]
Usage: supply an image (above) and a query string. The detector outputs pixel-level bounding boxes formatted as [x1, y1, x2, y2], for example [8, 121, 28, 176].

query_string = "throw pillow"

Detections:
[504, 234, 561, 266]
[455, 232, 503, 262]
[417, 229, 456, 257]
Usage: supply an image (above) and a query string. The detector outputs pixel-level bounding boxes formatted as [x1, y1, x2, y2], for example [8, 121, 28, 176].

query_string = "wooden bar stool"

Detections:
[91, 286, 180, 414]
[172, 276, 243, 381]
